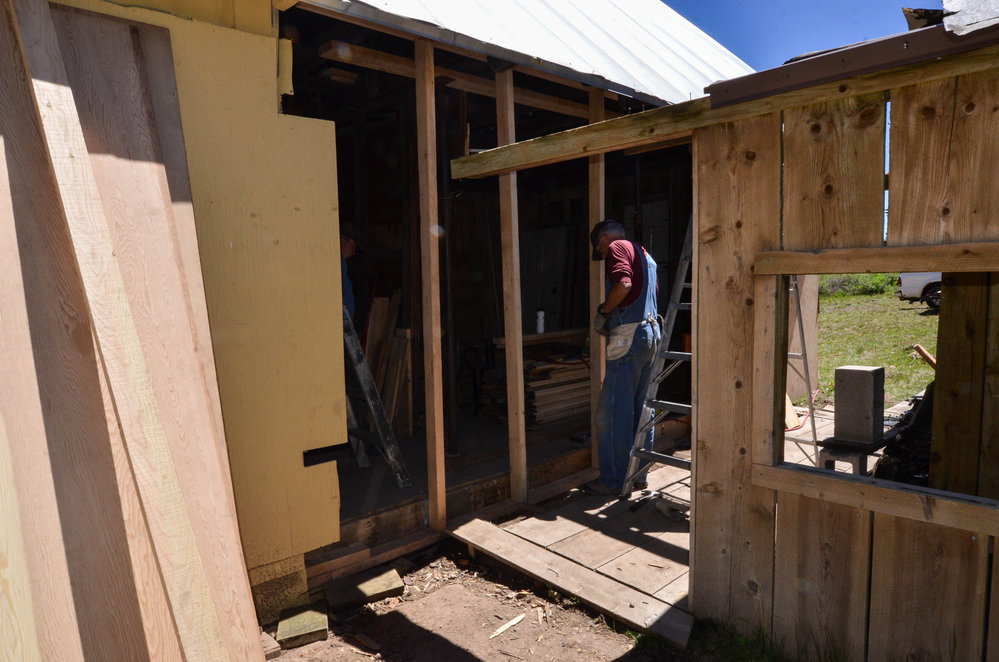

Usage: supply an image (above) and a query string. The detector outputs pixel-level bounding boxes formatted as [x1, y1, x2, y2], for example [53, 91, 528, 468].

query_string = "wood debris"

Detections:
[489, 613, 526, 639]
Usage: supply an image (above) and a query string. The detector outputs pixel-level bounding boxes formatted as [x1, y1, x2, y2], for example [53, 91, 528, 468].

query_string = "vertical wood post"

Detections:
[588, 88, 606, 469]
[496, 68, 527, 502]
[415, 39, 446, 529]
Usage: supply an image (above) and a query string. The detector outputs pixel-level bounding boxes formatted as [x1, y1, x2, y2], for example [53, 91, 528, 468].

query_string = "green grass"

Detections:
[816, 292, 938, 408]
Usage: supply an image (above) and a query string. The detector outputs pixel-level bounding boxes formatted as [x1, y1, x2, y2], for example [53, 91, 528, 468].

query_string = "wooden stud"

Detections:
[751, 275, 789, 467]
[415, 38, 446, 530]
[497, 66, 527, 502]
[755, 241, 999, 275]
[450, 43, 999, 180]
[980, 278, 999, 500]
[930, 272, 989, 495]
[691, 114, 781, 626]
[772, 494, 870, 661]
[868, 515, 988, 661]
[782, 94, 886, 250]
[588, 87, 606, 470]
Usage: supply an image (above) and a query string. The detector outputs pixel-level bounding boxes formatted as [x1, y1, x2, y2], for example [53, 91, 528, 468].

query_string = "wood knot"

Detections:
[964, 102, 976, 114]
[810, 123, 822, 135]
[856, 105, 880, 128]
[920, 105, 936, 120]
[700, 225, 721, 244]
[743, 149, 757, 161]
[823, 183, 835, 196]
[701, 482, 720, 494]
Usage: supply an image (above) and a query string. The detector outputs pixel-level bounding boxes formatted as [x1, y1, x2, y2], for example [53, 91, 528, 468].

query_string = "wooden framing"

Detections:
[451, 23, 999, 657]
[496, 67, 528, 502]
[319, 39, 601, 120]
[415, 39, 447, 530]
[588, 87, 606, 469]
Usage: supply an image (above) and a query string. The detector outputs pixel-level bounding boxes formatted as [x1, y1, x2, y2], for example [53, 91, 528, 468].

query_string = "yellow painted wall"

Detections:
[54, 0, 346, 575]
[88, 0, 274, 35]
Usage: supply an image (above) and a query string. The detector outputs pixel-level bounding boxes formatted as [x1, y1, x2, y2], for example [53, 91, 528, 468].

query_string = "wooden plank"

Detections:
[364, 296, 389, 363]
[889, 70, 999, 245]
[596, 528, 689, 596]
[0, 8, 175, 661]
[772, 494, 869, 661]
[525, 467, 599, 505]
[988, 548, 999, 662]
[50, 9, 263, 660]
[543, 527, 632, 569]
[868, 514, 987, 661]
[755, 240, 999, 275]
[653, 572, 689, 607]
[783, 94, 886, 249]
[374, 291, 402, 389]
[394, 334, 414, 437]
[449, 518, 694, 649]
[589, 87, 606, 470]
[497, 66, 527, 502]
[307, 530, 442, 592]
[981, 278, 999, 499]
[415, 38, 446, 530]
[318, 39, 595, 119]
[450, 43, 999, 180]
[691, 114, 781, 626]
[322, 567, 405, 610]
[305, 543, 371, 580]
[381, 329, 410, 423]
[754, 464, 999, 536]
[275, 605, 328, 649]
[930, 273, 989, 494]
[7, 1, 231, 658]
[503, 510, 590, 549]
[752, 276, 789, 466]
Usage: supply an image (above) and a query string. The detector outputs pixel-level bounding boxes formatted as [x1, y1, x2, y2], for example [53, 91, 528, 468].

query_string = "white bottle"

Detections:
[536, 308, 545, 334]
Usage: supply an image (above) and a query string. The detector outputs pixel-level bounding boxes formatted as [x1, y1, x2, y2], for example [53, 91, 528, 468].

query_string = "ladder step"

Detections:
[633, 448, 691, 470]
[648, 400, 692, 415]
[668, 302, 692, 312]
[661, 351, 691, 362]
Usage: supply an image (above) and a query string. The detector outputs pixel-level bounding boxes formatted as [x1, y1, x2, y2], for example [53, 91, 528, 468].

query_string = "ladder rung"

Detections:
[669, 302, 691, 312]
[788, 352, 804, 360]
[662, 351, 691, 362]
[648, 400, 692, 415]
[633, 448, 691, 470]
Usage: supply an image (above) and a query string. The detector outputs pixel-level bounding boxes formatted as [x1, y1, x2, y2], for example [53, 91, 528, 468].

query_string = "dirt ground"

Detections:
[269, 541, 682, 662]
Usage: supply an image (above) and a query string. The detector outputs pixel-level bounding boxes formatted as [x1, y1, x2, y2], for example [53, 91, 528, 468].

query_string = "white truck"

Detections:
[896, 272, 941, 309]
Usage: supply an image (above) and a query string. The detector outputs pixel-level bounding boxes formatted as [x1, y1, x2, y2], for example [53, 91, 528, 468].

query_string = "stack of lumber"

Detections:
[362, 291, 414, 437]
[0, 3, 262, 659]
[525, 359, 590, 427]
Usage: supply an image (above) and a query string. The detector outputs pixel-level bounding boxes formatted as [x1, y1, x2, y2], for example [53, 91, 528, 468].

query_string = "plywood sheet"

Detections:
[868, 514, 988, 661]
[772, 493, 869, 662]
[692, 114, 782, 624]
[889, 70, 999, 245]
[783, 94, 886, 250]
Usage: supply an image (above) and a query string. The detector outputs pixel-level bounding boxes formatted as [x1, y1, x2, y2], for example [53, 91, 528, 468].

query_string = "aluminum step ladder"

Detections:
[620, 220, 693, 498]
[342, 308, 412, 488]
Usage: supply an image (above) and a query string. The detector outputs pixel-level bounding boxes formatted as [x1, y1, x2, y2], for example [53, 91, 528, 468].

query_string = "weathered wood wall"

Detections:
[696, 39, 999, 660]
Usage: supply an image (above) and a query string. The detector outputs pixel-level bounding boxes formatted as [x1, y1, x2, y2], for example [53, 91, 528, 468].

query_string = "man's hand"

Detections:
[593, 306, 611, 336]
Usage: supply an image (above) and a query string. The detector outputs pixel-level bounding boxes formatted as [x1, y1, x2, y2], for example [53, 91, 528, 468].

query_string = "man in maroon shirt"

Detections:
[589, 220, 659, 494]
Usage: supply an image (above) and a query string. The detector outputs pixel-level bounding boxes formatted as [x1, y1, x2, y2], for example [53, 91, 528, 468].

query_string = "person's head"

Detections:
[340, 223, 358, 260]
[589, 219, 626, 261]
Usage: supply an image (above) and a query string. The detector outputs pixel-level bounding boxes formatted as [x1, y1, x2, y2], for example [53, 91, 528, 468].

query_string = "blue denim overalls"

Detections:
[595, 242, 659, 490]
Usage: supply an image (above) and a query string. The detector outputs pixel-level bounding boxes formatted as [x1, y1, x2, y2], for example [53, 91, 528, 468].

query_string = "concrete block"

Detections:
[834, 365, 884, 446]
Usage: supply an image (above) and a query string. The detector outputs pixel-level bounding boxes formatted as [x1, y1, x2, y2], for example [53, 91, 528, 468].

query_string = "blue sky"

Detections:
[665, 1, 945, 71]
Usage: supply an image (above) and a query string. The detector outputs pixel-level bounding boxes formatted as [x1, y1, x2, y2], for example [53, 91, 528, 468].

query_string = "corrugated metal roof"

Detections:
[299, 0, 753, 105]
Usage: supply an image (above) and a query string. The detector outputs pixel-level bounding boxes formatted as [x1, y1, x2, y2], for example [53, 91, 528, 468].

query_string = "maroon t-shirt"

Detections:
[606, 239, 644, 311]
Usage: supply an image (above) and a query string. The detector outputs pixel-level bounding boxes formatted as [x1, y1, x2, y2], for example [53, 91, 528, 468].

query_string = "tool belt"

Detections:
[605, 316, 656, 360]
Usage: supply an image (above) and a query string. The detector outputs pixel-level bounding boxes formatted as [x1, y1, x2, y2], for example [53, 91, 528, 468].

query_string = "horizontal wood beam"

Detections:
[754, 464, 999, 537]
[450, 41, 999, 179]
[319, 40, 600, 120]
[754, 241, 999, 275]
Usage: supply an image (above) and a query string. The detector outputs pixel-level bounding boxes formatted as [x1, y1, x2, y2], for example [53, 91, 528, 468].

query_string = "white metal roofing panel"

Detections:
[300, 0, 753, 105]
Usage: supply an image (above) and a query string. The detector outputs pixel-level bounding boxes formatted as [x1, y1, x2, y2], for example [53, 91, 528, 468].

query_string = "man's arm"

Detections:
[600, 280, 631, 313]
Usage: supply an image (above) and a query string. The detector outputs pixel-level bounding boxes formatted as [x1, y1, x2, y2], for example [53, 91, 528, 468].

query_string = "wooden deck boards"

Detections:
[448, 463, 694, 648]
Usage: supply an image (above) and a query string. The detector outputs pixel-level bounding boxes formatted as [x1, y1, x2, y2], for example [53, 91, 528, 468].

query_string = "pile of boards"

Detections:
[363, 291, 414, 436]
[525, 358, 591, 427]
[0, 3, 262, 660]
